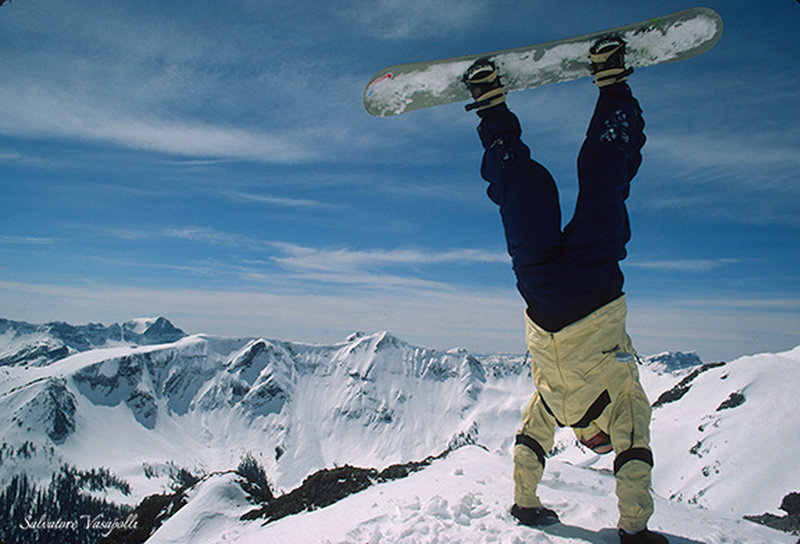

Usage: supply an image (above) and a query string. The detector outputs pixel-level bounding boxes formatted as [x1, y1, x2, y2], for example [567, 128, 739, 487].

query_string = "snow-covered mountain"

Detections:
[0, 321, 486, 496]
[642, 351, 704, 374]
[0, 317, 185, 367]
[0, 317, 797, 543]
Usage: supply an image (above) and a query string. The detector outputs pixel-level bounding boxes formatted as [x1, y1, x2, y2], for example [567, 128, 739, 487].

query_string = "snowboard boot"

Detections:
[618, 528, 669, 544]
[463, 58, 506, 113]
[589, 36, 634, 88]
[510, 504, 560, 526]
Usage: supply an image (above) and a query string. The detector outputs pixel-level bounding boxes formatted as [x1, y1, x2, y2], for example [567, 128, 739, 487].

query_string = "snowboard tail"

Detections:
[364, 7, 722, 117]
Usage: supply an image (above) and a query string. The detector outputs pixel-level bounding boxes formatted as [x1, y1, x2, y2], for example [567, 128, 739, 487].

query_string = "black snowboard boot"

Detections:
[618, 528, 669, 544]
[463, 58, 506, 113]
[510, 504, 559, 526]
[589, 36, 634, 88]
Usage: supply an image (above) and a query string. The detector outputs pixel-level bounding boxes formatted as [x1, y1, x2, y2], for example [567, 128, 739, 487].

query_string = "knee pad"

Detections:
[515, 434, 547, 468]
[614, 447, 653, 475]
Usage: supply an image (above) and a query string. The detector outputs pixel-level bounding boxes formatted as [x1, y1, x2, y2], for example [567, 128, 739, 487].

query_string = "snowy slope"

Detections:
[650, 347, 800, 516]
[149, 446, 793, 544]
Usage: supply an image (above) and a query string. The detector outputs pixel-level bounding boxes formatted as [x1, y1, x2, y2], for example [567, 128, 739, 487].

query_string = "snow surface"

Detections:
[148, 472, 251, 544]
[150, 446, 792, 544]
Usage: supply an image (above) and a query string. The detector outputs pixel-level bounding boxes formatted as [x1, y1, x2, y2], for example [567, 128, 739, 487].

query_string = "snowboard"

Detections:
[363, 7, 722, 117]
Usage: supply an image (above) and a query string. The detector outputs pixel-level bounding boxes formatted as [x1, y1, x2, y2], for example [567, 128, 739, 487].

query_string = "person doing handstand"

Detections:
[463, 37, 667, 544]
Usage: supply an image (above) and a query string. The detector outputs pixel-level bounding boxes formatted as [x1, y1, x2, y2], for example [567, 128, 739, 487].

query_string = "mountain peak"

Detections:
[0, 316, 186, 367]
[644, 350, 704, 373]
[123, 316, 185, 344]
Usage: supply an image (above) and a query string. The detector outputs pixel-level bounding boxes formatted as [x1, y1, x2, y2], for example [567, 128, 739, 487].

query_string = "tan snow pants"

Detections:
[513, 295, 654, 533]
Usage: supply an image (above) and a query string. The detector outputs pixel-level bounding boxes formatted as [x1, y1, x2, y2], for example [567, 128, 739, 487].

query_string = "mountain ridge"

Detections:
[0, 316, 186, 367]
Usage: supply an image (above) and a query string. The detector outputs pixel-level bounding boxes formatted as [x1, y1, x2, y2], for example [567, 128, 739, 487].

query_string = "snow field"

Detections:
[151, 446, 793, 543]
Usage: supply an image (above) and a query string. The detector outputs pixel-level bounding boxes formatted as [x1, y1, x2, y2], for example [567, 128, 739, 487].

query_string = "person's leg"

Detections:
[513, 391, 557, 512]
[565, 83, 644, 266]
[477, 105, 567, 329]
[557, 84, 645, 318]
[608, 383, 655, 533]
[479, 105, 562, 270]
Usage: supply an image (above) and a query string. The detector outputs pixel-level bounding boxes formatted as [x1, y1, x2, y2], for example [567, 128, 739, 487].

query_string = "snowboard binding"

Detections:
[463, 58, 506, 112]
[589, 36, 634, 88]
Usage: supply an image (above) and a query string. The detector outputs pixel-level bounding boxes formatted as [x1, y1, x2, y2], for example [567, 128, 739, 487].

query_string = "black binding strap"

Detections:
[614, 447, 654, 475]
[515, 434, 547, 468]
[540, 390, 611, 429]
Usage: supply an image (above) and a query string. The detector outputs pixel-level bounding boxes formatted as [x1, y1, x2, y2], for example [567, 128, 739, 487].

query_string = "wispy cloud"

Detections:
[163, 226, 267, 248]
[99, 228, 506, 292]
[0, 149, 68, 169]
[630, 128, 800, 224]
[646, 131, 800, 180]
[0, 86, 311, 162]
[0, 0, 486, 168]
[0, 1, 359, 164]
[671, 297, 800, 312]
[627, 258, 743, 273]
[628, 70, 800, 224]
[0, 151, 27, 162]
[220, 191, 331, 209]
[271, 242, 506, 272]
[340, 0, 489, 40]
[258, 243, 508, 293]
[86, 254, 232, 279]
[149, 228, 507, 270]
[0, 235, 57, 245]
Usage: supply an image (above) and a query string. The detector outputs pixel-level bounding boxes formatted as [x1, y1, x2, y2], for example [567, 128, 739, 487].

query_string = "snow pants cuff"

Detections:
[476, 104, 522, 149]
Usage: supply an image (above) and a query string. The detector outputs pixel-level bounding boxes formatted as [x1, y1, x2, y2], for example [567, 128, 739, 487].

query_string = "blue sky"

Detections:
[1, 0, 798, 362]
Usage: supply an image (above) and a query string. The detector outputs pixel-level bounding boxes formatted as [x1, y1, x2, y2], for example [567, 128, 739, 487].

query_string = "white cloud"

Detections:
[645, 130, 800, 178]
[0, 0, 361, 163]
[220, 191, 331, 209]
[340, 0, 489, 40]
[163, 226, 259, 247]
[274, 242, 504, 267]
[0, 235, 57, 245]
[0, 85, 311, 162]
[87, 228, 506, 292]
[0, 151, 27, 162]
[627, 258, 742, 273]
